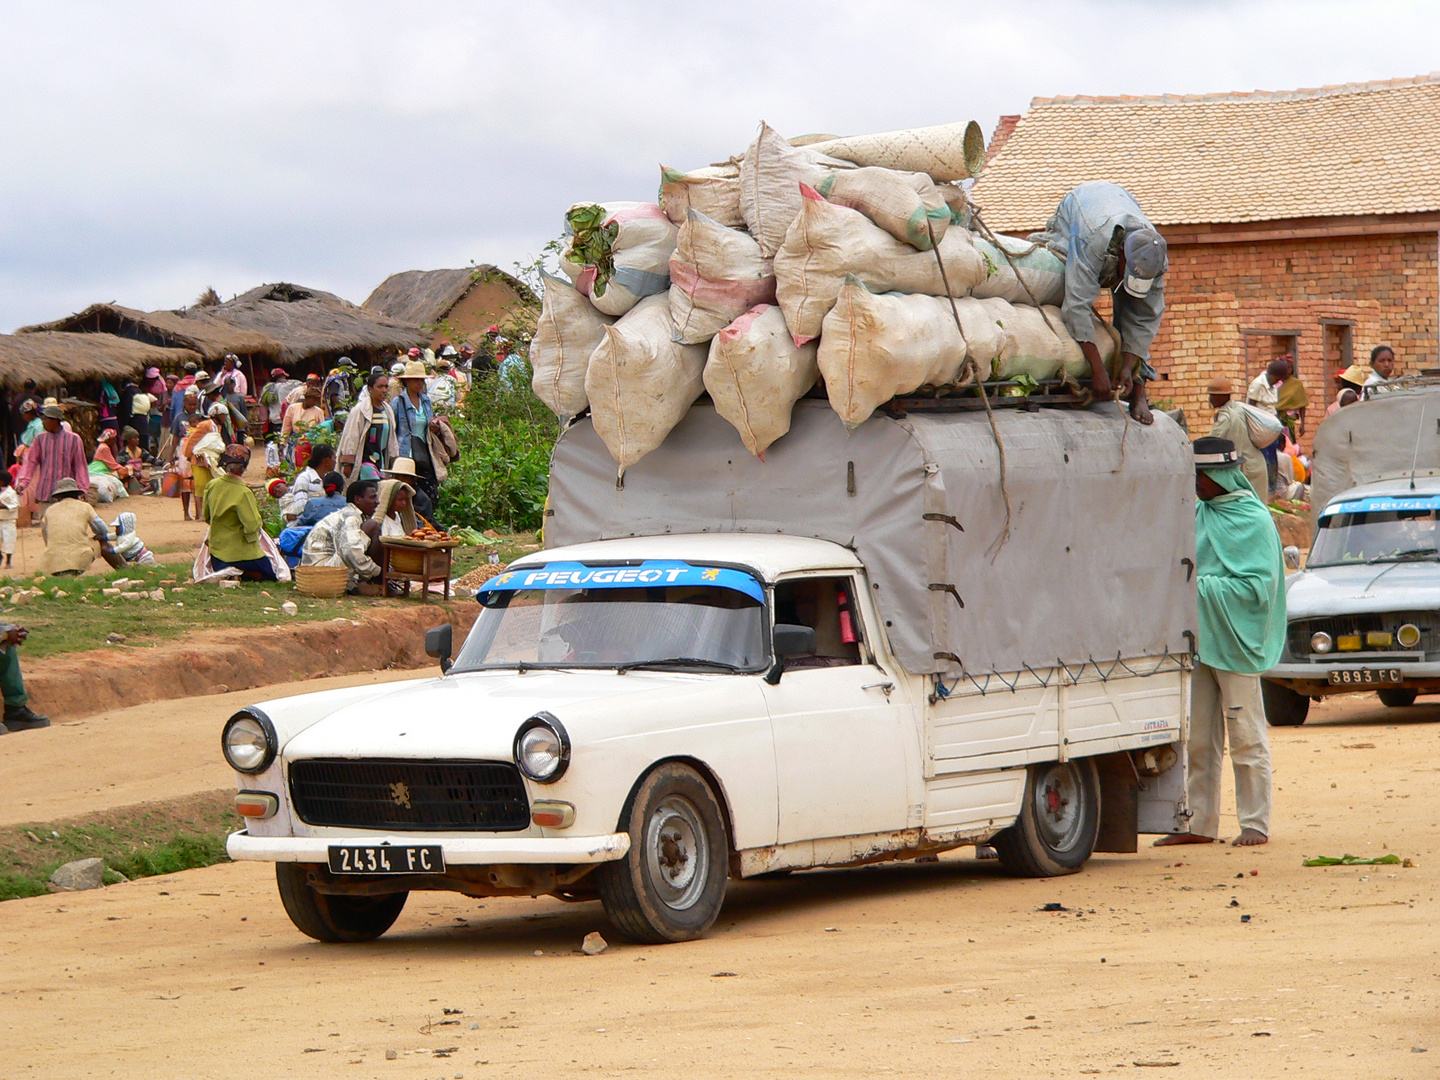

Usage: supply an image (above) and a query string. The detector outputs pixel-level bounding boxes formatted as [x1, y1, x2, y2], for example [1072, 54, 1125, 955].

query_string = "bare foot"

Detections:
[1153, 833, 1215, 846]
[1233, 828, 1268, 847]
[1129, 394, 1155, 425]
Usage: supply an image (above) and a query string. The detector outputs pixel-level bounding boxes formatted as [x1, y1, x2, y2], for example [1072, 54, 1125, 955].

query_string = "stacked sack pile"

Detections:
[531, 120, 1124, 475]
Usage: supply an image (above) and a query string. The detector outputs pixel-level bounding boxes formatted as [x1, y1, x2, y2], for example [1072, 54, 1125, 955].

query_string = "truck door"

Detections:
[761, 574, 913, 845]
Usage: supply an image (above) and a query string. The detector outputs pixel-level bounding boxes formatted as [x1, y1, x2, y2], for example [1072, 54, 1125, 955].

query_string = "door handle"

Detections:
[862, 681, 895, 697]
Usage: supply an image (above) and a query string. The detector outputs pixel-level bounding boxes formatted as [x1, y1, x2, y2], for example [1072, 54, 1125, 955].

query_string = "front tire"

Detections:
[1263, 680, 1311, 726]
[1378, 688, 1418, 708]
[275, 863, 408, 943]
[598, 763, 729, 943]
[994, 759, 1100, 878]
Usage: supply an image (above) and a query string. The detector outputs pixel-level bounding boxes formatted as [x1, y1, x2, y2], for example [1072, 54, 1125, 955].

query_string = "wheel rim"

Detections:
[644, 794, 709, 911]
[1033, 763, 1085, 854]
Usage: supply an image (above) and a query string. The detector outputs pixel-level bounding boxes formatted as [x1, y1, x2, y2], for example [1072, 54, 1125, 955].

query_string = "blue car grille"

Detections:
[1286, 613, 1438, 658]
[289, 758, 530, 831]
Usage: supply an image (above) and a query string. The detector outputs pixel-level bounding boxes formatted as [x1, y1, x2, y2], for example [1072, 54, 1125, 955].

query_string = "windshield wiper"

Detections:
[614, 657, 743, 674]
[1366, 547, 1439, 564]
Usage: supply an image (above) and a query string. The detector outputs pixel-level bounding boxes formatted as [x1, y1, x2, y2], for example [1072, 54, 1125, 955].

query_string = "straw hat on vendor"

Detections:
[384, 456, 423, 485]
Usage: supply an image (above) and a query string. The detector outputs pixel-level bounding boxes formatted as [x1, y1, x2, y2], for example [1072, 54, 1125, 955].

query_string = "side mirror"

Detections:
[765, 623, 817, 684]
[425, 623, 453, 674]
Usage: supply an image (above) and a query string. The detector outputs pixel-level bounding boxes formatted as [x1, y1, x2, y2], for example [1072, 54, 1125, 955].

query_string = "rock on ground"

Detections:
[49, 858, 105, 891]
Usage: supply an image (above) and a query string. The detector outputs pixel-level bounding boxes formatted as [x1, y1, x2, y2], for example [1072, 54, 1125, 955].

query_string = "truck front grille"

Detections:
[1287, 613, 1438, 658]
[288, 758, 530, 832]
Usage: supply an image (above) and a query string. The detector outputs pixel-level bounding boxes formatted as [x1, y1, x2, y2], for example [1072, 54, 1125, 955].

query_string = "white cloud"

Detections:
[2, 0, 1438, 329]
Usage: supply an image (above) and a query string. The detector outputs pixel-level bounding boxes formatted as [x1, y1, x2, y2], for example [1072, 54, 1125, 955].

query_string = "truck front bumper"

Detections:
[1266, 659, 1440, 695]
[226, 830, 631, 865]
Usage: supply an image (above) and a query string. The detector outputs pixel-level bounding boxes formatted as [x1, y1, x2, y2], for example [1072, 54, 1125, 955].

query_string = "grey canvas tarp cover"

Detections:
[547, 400, 1197, 678]
[1310, 387, 1440, 527]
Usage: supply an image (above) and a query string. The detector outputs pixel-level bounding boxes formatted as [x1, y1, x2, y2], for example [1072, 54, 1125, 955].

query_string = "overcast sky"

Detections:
[2, 0, 1438, 332]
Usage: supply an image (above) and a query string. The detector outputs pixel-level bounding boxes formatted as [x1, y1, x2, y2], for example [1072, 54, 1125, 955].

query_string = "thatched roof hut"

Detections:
[21, 303, 279, 366]
[363, 266, 534, 346]
[200, 283, 428, 369]
[0, 332, 200, 391]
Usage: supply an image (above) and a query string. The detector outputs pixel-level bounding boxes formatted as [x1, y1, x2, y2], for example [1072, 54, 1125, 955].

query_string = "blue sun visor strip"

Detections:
[1321, 495, 1440, 519]
[479, 561, 765, 602]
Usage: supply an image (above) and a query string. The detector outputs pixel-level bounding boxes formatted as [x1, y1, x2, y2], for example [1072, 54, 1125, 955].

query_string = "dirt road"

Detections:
[2, 695, 1435, 1078]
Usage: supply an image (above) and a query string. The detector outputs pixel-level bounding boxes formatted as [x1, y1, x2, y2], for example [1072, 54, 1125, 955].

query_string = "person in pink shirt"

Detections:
[16, 405, 89, 507]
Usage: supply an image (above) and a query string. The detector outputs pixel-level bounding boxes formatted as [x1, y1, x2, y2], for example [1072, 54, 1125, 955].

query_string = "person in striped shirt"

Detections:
[16, 405, 88, 506]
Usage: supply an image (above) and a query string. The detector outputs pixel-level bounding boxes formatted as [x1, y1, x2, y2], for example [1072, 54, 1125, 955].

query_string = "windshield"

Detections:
[452, 562, 768, 673]
[1310, 499, 1440, 567]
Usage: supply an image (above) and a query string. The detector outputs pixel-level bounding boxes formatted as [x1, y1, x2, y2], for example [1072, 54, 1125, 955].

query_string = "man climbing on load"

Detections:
[1030, 181, 1169, 425]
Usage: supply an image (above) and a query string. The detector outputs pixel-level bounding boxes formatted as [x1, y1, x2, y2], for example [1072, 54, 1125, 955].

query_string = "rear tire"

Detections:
[598, 763, 729, 943]
[1378, 688, 1418, 708]
[994, 759, 1100, 878]
[1263, 680, 1311, 726]
[275, 863, 408, 943]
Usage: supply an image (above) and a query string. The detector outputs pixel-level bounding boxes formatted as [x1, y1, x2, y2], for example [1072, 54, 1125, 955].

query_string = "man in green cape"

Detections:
[1158, 437, 1286, 847]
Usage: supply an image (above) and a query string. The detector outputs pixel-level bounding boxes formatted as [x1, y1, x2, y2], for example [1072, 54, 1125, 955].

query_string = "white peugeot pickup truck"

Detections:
[226, 402, 1195, 944]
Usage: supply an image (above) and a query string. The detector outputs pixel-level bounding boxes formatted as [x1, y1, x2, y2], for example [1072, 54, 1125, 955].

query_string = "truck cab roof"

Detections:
[510, 533, 864, 584]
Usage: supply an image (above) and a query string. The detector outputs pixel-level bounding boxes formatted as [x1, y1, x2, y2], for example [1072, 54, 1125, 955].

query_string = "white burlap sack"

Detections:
[659, 163, 744, 228]
[668, 209, 777, 345]
[560, 202, 679, 317]
[978, 299, 1068, 381]
[774, 185, 987, 344]
[704, 304, 818, 459]
[739, 122, 854, 258]
[803, 120, 985, 182]
[530, 270, 614, 420]
[970, 234, 1066, 306]
[1059, 311, 1122, 380]
[817, 279, 968, 429]
[584, 295, 707, 475]
[814, 167, 950, 249]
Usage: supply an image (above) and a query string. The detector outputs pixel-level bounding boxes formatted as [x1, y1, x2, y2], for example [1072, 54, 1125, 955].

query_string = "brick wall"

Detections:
[1143, 231, 1439, 455]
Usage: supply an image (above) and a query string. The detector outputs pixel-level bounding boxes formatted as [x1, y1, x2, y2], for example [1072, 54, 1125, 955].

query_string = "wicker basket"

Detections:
[294, 564, 349, 598]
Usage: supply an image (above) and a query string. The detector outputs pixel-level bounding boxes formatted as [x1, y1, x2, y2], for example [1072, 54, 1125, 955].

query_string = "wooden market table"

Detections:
[379, 536, 458, 602]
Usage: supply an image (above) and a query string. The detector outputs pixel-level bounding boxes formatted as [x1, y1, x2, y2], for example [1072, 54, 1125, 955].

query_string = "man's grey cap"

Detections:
[1125, 228, 1168, 279]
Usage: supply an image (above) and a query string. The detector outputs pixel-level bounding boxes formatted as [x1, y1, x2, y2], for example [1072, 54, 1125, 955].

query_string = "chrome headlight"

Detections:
[514, 713, 570, 784]
[222, 709, 277, 774]
[1310, 631, 1333, 654]
[1397, 623, 1422, 649]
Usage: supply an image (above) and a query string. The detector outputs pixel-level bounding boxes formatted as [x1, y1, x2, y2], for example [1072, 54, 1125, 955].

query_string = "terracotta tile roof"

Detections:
[969, 73, 1440, 231]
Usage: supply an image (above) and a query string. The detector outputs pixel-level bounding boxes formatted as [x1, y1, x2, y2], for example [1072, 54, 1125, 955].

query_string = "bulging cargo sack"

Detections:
[978, 299, 1068, 381]
[703, 304, 818, 459]
[1058, 312, 1123, 380]
[659, 163, 744, 228]
[530, 270, 615, 420]
[817, 279, 969, 429]
[774, 185, 986, 344]
[970, 234, 1066, 306]
[801, 119, 986, 182]
[739, 122, 854, 258]
[584, 294, 707, 475]
[813, 167, 951, 250]
[560, 202, 678, 317]
[668, 209, 777, 345]
[1238, 401, 1285, 448]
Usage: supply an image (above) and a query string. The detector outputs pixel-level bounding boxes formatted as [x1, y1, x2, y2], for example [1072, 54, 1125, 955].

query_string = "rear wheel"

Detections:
[1262, 680, 1311, 726]
[994, 759, 1100, 878]
[1378, 688, 1418, 708]
[599, 763, 729, 943]
[275, 863, 408, 943]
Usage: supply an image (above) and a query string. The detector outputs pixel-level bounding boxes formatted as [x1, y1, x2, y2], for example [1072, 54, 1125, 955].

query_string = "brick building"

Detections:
[969, 74, 1440, 452]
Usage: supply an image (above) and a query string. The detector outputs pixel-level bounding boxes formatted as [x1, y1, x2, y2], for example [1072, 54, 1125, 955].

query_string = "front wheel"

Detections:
[1263, 680, 1311, 726]
[1378, 688, 1418, 708]
[598, 763, 729, 943]
[275, 863, 408, 943]
[993, 759, 1100, 878]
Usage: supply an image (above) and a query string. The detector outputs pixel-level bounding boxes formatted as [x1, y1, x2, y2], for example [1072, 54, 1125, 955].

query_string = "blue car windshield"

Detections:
[452, 562, 768, 672]
[1310, 506, 1440, 567]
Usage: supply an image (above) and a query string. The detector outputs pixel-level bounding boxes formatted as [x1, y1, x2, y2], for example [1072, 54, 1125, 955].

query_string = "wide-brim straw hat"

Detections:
[385, 456, 422, 481]
[50, 478, 83, 498]
[400, 360, 428, 380]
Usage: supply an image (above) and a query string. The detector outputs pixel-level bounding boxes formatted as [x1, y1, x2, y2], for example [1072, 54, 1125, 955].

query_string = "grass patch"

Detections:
[1, 533, 539, 660]
[0, 790, 238, 902]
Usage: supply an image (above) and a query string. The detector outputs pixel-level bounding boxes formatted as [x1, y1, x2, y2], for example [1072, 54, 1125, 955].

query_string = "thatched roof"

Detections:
[363, 266, 534, 326]
[198, 283, 428, 365]
[21, 303, 280, 364]
[0, 332, 200, 391]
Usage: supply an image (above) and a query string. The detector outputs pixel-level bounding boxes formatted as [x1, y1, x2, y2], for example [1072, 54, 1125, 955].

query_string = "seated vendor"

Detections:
[38, 478, 124, 576]
[202, 444, 278, 582]
[295, 471, 347, 527]
[300, 479, 382, 593]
